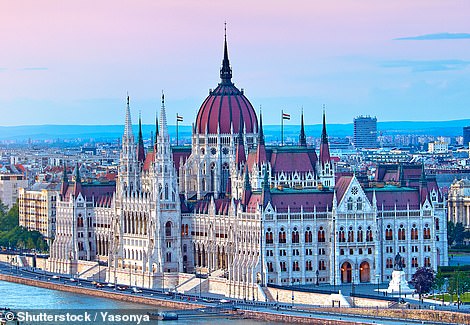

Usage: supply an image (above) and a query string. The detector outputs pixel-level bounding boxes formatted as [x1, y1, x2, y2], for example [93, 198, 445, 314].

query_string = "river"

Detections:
[0, 280, 276, 324]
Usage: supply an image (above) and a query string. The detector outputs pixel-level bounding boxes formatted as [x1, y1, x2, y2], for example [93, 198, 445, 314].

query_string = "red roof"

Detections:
[195, 84, 258, 134]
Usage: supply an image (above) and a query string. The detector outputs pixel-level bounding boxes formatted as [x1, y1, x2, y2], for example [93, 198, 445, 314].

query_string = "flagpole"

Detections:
[176, 113, 179, 146]
[281, 109, 284, 146]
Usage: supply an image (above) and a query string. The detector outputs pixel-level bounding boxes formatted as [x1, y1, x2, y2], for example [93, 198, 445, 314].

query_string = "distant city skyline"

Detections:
[1, 1, 469, 126]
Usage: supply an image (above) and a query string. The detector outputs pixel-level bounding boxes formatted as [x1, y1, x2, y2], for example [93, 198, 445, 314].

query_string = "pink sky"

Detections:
[1, 0, 469, 126]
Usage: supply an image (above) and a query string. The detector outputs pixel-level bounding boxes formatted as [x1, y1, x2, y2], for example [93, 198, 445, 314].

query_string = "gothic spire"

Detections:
[74, 162, 81, 183]
[137, 113, 145, 163]
[220, 22, 232, 84]
[235, 111, 246, 164]
[256, 111, 267, 164]
[124, 93, 134, 141]
[321, 108, 328, 144]
[159, 91, 168, 138]
[62, 163, 68, 183]
[261, 168, 271, 209]
[319, 108, 331, 165]
[299, 108, 307, 147]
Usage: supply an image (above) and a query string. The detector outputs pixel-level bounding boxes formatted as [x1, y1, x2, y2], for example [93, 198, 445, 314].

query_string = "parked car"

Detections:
[117, 285, 128, 291]
[131, 287, 142, 293]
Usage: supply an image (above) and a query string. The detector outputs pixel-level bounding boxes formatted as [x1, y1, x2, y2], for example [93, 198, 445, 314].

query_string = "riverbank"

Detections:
[1, 272, 469, 325]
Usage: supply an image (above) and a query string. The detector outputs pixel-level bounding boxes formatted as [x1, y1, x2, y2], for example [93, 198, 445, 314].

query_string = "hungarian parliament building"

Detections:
[49, 35, 448, 297]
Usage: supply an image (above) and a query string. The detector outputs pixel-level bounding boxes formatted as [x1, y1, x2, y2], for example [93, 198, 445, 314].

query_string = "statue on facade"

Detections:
[394, 252, 403, 271]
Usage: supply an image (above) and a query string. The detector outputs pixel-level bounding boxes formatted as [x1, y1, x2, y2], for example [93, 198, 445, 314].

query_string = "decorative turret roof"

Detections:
[260, 169, 271, 209]
[241, 167, 252, 209]
[235, 111, 246, 164]
[137, 114, 145, 163]
[299, 109, 307, 147]
[319, 110, 331, 165]
[124, 94, 134, 142]
[256, 112, 267, 164]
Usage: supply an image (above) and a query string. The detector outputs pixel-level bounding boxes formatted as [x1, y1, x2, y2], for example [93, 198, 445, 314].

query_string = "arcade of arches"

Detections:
[340, 261, 371, 283]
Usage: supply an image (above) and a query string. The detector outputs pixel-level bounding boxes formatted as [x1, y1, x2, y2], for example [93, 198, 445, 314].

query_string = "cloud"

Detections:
[394, 33, 470, 41]
[21, 67, 48, 71]
[381, 60, 470, 72]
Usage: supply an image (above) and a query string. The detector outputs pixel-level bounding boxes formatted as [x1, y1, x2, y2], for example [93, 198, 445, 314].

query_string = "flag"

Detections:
[282, 112, 290, 120]
[177, 115, 183, 122]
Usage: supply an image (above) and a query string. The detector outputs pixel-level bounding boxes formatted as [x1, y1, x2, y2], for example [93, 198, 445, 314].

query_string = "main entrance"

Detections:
[359, 261, 370, 283]
[341, 262, 352, 283]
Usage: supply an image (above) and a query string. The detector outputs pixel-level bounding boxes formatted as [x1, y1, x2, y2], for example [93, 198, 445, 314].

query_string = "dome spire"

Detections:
[220, 21, 232, 84]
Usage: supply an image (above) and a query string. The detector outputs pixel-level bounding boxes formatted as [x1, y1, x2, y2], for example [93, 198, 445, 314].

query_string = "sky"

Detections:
[0, 0, 469, 127]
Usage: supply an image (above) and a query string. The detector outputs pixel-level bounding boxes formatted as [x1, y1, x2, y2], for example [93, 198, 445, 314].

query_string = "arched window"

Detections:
[411, 224, 418, 240]
[318, 227, 325, 242]
[347, 197, 353, 211]
[339, 227, 345, 242]
[280, 261, 287, 272]
[386, 258, 393, 269]
[366, 226, 373, 242]
[424, 256, 431, 267]
[305, 260, 313, 271]
[266, 229, 273, 244]
[166, 252, 171, 262]
[348, 226, 354, 242]
[165, 183, 169, 200]
[318, 260, 326, 271]
[165, 221, 172, 237]
[356, 197, 363, 210]
[292, 227, 300, 244]
[279, 228, 286, 244]
[385, 225, 393, 241]
[357, 227, 363, 242]
[423, 224, 431, 240]
[411, 257, 418, 268]
[398, 224, 406, 240]
[292, 261, 300, 272]
[305, 228, 313, 243]
[267, 262, 274, 272]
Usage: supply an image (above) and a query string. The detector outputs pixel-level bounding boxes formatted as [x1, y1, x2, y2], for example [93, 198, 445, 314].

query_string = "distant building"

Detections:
[448, 179, 470, 231]
[0, 165, 28, 208]
[354, 116, 378, 149]
[18, 182, 60, 245]
[463, 126, 470, 148]
[428, 141, 449, 154]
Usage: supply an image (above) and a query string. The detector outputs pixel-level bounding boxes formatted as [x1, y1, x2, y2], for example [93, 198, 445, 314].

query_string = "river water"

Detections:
[0, 280, 276, 324]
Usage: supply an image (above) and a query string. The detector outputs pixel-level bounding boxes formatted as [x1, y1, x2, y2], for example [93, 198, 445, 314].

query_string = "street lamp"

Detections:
[134, 262, 137, 287]
[291, 278, 295, 307]
[376, 274, 380, 295]
[316, 270, 319, 286]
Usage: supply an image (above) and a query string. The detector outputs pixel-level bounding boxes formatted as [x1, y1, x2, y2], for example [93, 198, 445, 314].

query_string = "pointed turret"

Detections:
[73, 162, 82, 197]
[241, 167, 252, 209]
[399, 163, 406, 187]
[220, 23, 232, 85]
[159, 92, 168, 138]
[256, 111, 267, 164]
[299, 109, 307, 147]
[319, 110, 331, 165]
[137, 114, 145, 163]
[60, 163, 69, 197]
[260, 168, 271, 209]
[124, 94, 134, 142]
[235, 112, 246, 164]
[419, 162, 429, 204]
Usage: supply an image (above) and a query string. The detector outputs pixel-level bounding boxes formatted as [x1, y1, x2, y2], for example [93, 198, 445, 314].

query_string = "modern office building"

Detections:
[463, 126, 470, 148]
[354, 116, 378, 149]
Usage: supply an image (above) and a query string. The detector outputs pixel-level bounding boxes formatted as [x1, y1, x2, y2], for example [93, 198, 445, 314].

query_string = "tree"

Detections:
[447, 221, 455, 245]
[433, 270, 445, 294]
[26, 237, 35, 250]
[454, 222, 467, 245]
[410, 267, 435, 299]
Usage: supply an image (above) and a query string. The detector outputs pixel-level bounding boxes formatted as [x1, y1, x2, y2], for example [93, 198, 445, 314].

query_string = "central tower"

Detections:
[182, 30, 259, 200]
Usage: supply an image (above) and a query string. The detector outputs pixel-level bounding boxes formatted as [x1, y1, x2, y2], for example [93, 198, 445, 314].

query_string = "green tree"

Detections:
[454, 222, 467, 245]
[410, 267, 435, 300]
[433, 269, 445, 293]
[26, 237, 35, 250]
[447, 221, 455, 245]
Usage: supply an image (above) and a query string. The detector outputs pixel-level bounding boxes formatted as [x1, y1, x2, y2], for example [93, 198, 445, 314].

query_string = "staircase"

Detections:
[176, 276, 208, 294]
[78, 263, 104, 281]
[261, 286, 275, 302]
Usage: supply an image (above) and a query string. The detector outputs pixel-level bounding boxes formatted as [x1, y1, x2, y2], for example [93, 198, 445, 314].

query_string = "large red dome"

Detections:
[196, 84, 258, 135]
[195, 36, 258, 135]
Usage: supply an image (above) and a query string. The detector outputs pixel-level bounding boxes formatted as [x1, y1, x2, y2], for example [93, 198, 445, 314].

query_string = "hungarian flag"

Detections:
[177, 115, 183, 122]
[282, 112, 290, 120]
